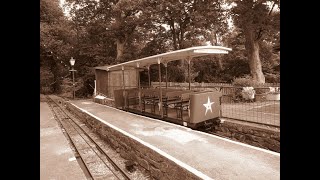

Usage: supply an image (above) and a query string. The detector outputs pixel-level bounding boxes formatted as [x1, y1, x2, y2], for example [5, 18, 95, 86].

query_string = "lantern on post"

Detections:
[69, 57, 76, 99]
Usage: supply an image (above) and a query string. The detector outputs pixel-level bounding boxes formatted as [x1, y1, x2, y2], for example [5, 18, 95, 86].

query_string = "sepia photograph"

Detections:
[40, 0, 280, 179]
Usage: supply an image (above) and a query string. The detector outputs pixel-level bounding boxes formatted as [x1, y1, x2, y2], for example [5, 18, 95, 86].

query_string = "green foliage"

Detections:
[67, 0, 158, 61]
[40, 0, 76, 93]
[40, 0, 280, 95]
[232, 76, 258, 87]
[265, 73, 280, 83]
[167, 64, 185, 82]
[40, 0, 64, 23]
[223, 60, 250, 81]
[193, 57, 222, 83]
[231, 75, 277, 94]
[156, 0, 228, 50]
[228, 0, 280, 83]
[192, 50, 251, 83]
[254, 87, 270, 95]
[75, 74, 95, 98]
[138, 27, 170, 58]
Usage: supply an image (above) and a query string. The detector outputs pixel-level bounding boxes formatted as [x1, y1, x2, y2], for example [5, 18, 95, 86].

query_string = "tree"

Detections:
[67, 0, 157, 62]
[230, 0, 280, 83]
[40, 0, 75, 93]
[148, 0, 229, 82]
[138, 26, 171, 58]
[156, 0, 228, 50]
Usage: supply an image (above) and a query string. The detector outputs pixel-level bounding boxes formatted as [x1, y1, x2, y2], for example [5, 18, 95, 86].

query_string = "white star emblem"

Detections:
[203, 97, 214, 116]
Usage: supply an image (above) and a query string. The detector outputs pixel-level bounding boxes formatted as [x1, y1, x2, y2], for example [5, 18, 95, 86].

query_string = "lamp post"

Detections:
[69, 57, 76, 99]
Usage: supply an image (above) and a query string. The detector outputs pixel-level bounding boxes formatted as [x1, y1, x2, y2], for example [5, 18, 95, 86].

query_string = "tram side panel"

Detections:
[189, 91, 222, 124]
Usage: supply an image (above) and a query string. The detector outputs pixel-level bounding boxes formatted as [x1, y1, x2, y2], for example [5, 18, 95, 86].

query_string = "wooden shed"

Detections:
[95, 66, 140, 98]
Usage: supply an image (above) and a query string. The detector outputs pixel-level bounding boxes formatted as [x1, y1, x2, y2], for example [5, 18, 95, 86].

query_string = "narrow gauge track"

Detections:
[46, 95, 132, 180]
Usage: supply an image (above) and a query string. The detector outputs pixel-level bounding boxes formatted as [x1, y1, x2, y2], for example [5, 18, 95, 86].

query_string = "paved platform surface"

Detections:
[40, 102, 86, 180]
[71, 99, 280, 180]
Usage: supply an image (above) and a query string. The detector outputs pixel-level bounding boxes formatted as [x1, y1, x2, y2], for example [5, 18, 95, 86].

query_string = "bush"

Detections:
[265, 73, 280, 83]
[254, 86, 270, 94]
[232, 76, 258, 87]
[75, 74, 95, 98]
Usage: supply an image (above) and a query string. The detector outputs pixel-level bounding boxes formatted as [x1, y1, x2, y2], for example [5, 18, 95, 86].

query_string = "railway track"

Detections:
[45, 95, 137, 180]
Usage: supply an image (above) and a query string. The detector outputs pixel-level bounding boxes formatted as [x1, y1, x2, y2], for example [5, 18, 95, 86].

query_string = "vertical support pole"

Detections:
[94, 69, 98, 96]
[164, 62, 168, 89]
[219, 96, 222, 117]
[94, 80, 96, 96]
[137, 62, 142, 112]
[158, 58, 163, 118]
[122, 66, 126, 110]
[187, 57, 191, 90]
[72, 67, 75, 99]
[147, 65, 151, 88]
[107, 68, 110, 97]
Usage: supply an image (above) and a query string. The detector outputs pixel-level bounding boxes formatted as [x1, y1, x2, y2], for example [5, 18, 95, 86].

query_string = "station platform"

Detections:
[40, 102, 87, 180]
[70, 99, 280, 180]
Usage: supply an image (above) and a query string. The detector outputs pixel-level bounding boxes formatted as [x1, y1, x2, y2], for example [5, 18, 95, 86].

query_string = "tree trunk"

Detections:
[116, 39, 125, 62]
[169, 19, 178, 50]
[179, 25, 184, 49]
[244, 27, 265, 83]
[218, 56, 223, 70]
[215, 33, 224, 70]
[210, 31, 224, 70]
[172, 29, 178, 50]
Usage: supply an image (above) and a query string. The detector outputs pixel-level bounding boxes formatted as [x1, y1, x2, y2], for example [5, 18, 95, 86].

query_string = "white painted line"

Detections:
[71, 102, 214, 180]
[94, 95, 106, 99]
[263, 112, 280, 115]
[91, 101, 280, 156]
[194, 130, 280, 156]
[68, 157, 76, 162]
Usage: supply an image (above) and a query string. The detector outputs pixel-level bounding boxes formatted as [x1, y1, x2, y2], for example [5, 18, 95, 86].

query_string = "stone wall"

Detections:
[66, 102, 205, 180]
[93, 97, 115, 107]
[211, 119, 280, 152]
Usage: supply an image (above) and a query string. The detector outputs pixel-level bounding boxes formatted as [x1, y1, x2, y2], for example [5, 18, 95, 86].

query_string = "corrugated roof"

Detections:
[95, 65, 111, 71]
[95, 45, 232, 71]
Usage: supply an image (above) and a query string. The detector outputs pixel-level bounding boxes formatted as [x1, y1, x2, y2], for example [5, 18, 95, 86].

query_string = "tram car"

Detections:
[94, 46, 231, 129]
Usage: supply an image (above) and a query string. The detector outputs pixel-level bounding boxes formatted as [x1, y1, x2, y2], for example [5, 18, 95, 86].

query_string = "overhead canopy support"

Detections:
[163, 62, 168, 89]
[136, 62, 142, 111]
[187, 57, 192, 90]
[147, 65, 150, 88]
[122, 65, 126, 109]
[158, 58, 163, 118]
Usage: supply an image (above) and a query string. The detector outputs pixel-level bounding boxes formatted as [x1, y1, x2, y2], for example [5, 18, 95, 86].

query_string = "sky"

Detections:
[59, 0, 70, 17]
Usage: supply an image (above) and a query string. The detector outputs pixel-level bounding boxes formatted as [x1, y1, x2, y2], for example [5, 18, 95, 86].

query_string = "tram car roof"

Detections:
[95, 45, 232, 71]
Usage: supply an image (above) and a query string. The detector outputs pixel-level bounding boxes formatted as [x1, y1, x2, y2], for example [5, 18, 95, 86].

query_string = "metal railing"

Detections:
[220, 86, 280, 127]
